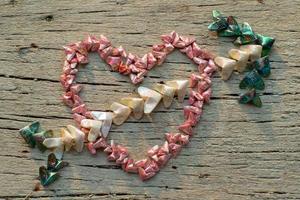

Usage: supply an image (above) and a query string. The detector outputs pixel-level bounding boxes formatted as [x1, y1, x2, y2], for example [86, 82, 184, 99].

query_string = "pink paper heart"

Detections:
[60, 31, 217, 181]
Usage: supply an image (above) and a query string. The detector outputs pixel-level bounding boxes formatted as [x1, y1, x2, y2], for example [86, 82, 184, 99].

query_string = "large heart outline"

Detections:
[60, 31, 217, 181]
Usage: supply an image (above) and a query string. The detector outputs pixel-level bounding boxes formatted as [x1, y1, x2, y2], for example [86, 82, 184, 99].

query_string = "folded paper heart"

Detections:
[239, 89, 262, 107]
[152, 83, 176, 108]
[240, 69, 265, 90]
[80, 119, 103, 142]
[249, 56, 271, 77]
[110, 102, 132, 125]
[19, 121, 40, 148]
[39, 153, 68, 186]
[228, 49, 249, 72]
[137, 86, 162, 114]
[165, 80, 189, 103]
[240, 45, 262, 62]
[214, 56, 236, 80]
[90, 111, 113, 137]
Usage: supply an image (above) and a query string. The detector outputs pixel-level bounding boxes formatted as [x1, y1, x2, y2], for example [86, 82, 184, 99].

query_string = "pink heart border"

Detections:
[60, 31, 217, 181]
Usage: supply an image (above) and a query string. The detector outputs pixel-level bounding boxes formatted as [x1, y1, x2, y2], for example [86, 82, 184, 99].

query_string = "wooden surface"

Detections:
[1, 0, 299, 199]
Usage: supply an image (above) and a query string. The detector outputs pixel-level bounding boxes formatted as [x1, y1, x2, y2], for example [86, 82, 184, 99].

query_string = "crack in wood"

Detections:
[195, 3, 227, 7]
[78, 164, 122, 170]
[78, 10, 110, 14]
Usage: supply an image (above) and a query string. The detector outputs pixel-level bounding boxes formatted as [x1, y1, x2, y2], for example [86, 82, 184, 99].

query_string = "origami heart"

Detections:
[59, 31, 216, 181]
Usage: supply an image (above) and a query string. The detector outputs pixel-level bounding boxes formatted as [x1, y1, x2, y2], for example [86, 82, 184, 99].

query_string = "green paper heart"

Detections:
[256, 33, 275, 56]
[219, 16, 241, 37]
[47, 153, 68, 172]
[250, 56, 271, 77]
[234, 22, 257, 45]
[252, 95, 262, 107]
[19, 121, 40, 148]
[239, 69, 265, 90]
[39, 166, 59, 186]
[239, 89, 262, 107]
[208, 10, 228, 32]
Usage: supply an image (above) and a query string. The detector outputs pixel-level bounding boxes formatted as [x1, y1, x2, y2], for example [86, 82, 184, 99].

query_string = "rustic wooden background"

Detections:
[1, 0, 299, 199]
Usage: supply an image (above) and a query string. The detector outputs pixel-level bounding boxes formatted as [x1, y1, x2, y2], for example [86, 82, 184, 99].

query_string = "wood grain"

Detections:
[0, 0, 299, 199]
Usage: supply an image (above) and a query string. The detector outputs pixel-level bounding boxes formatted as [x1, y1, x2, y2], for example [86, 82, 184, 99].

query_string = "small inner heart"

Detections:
[77, 51, 196, 159]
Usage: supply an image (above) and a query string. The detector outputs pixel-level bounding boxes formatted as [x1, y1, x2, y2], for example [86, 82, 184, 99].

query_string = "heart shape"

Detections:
[60, 31, 217, 181]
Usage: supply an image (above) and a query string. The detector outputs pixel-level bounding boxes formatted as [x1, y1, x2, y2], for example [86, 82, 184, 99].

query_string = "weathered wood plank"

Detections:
[0, 0, 300, 199]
